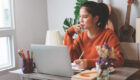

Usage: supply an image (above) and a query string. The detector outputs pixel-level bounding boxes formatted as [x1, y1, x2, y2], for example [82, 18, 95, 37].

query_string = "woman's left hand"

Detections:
[74, 59, 87, 69]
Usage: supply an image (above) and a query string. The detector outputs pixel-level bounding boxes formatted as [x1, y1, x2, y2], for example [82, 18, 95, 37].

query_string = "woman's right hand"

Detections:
[73, 24, 84, 34]
[74, 59, 87, 69]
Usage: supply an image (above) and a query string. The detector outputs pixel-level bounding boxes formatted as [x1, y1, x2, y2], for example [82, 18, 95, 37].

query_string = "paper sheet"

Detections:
[71, 63, 84, 71]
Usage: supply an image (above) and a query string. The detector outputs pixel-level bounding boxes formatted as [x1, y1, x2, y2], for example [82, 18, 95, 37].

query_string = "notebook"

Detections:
[31, 44, 73, 77]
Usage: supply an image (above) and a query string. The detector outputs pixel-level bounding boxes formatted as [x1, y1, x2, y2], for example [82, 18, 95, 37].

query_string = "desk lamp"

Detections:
[45, 30, 63, 45]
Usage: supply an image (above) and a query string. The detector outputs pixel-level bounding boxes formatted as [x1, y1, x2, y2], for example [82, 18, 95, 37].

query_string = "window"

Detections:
[0, 0, 15, 70]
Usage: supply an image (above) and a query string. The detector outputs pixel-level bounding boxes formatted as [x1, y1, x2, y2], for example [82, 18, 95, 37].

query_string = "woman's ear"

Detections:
[94, 16, 99, 23]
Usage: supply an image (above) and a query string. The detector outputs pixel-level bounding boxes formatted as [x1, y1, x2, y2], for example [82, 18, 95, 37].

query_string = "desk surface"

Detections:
[10, 69, 70, 80]
[124, 60, 140, 80]
[10, 67, 139, 80]
[127, 70, 140, 80]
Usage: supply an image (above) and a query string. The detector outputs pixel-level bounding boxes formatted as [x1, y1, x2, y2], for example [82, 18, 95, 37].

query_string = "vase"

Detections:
[97, 70, 109, 80]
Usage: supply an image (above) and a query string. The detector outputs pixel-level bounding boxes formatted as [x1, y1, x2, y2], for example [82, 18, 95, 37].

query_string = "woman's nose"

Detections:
[80, 17, 83, 23]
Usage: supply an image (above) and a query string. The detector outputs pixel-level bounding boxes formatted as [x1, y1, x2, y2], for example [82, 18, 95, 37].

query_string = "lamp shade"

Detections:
[45, 30, 63, 45]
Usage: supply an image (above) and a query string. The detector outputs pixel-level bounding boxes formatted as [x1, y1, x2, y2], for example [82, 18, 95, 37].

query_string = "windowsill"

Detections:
[0, 66, 17, 76]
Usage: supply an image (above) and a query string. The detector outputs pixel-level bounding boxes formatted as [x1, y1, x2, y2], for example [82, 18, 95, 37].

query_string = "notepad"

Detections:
[71, 70, 98, 80]
[72, 63, 84, 71]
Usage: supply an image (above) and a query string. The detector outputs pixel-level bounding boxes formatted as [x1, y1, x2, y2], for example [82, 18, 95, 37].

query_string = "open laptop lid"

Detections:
[31, 44, 73, 77]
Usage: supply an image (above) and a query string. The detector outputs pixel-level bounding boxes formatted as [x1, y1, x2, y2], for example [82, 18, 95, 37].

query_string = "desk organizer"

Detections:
[18, 49, 35, 73]
[22, 59, 35, 73]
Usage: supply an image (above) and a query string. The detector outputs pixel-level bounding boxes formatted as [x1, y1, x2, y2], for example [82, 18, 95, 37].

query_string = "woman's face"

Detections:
[79, 7, 98, 30]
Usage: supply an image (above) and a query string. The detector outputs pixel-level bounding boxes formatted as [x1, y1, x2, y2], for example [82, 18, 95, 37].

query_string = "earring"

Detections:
[97, 22, 101, 26]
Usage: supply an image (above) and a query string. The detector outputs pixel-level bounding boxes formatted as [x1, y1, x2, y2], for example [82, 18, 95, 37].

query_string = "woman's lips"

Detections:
[80, 24, 85, 29]
[81, 24, 84, 26]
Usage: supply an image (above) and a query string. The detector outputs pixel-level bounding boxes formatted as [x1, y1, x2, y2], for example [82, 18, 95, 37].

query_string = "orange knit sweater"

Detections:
[64, 26, 124, 68]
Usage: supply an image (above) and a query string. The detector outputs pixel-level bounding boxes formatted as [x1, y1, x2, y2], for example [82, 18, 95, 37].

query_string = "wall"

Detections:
[47, 0, 140, 37]
[120, 42, 139, 61]
[0, 0, 48, 80]
[47, 0, 76, 37]
[15, 0, 48, 49]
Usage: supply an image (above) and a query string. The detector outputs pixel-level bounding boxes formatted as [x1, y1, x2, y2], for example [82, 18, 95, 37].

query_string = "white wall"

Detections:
[47, 0, 76, 37]
[15, 0, 48, 49]
[0, 0, 48, 80]
[47, 0, 140, 37]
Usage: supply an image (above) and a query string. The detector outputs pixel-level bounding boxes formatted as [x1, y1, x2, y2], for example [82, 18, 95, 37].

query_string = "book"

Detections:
[71, 70, 98, 80]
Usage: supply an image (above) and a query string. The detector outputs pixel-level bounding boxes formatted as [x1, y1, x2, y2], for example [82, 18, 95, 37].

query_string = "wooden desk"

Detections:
[124, 60, 140, 80]
[127, 70, 140, 80]
[10, 67, 139, 80]
[9, 69, 70, 80]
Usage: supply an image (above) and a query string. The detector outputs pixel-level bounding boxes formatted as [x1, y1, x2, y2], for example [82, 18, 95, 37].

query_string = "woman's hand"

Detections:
[74, 59, 87, 69]
[73, 24, 84, 34]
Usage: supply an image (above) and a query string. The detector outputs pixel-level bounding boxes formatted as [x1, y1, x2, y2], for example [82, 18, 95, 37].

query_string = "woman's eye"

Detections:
[83, 15, 88, 18]
[80, 15, 88, 18]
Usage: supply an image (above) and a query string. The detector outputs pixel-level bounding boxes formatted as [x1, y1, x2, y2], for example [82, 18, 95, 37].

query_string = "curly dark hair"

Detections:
[80, 1, 109, 29]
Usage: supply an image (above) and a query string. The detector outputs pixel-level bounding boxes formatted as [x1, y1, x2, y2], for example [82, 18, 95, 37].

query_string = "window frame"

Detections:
[0, 0, 16, 73]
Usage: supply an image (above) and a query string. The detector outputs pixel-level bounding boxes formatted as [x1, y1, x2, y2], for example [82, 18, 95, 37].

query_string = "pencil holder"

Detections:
[22, 59, 35, 73]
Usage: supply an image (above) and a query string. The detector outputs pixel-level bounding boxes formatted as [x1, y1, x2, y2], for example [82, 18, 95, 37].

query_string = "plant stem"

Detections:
[99, 69, 104, 77]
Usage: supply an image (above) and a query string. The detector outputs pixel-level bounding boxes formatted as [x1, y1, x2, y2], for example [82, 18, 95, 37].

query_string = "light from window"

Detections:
[0, 37, 12, 69]
[0, 0, 15, 71]
[0, 0, 11, 28]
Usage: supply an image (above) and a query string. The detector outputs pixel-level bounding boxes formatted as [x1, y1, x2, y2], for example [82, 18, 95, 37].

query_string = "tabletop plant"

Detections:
[63, 0, 88, 32]
[96, 43, 117, 78]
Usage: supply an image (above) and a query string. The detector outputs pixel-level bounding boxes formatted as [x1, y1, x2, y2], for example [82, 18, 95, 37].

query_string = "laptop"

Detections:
[31, 44, 73, 77]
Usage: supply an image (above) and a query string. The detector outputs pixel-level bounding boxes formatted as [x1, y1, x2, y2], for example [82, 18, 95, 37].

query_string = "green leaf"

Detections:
[69, 18, 74, 26]
[74, 18, 80, 25]
[64, 18, 71, 27]
[76, 2, 81, 6]
[63, 18, 75, 31]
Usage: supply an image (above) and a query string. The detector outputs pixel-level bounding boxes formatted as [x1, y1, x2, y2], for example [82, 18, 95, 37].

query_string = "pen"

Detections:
[27, 50, 30, 59]
[18, 49, 24, 58]
[20, 49, 26, 59]
[22, 52, 26, 59]
[17, 52, 22, 58]
[79, 51, 84, 59]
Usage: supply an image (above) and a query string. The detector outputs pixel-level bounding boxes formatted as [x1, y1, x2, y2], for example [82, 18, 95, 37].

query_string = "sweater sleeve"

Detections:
[86, 58, 98, 68]
[63, 26, 82, 62]
[107, 31, 124, 67]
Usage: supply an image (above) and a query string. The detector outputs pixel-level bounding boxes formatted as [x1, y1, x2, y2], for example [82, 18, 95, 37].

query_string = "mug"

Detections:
[22, 59, 35, 73]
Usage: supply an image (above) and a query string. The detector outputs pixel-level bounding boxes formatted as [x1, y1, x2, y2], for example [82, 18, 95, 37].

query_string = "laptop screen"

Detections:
[31, 44, 73, 77]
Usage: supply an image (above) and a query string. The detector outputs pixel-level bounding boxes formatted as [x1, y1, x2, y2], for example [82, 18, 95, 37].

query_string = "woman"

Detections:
[64, 1, 124, 69]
